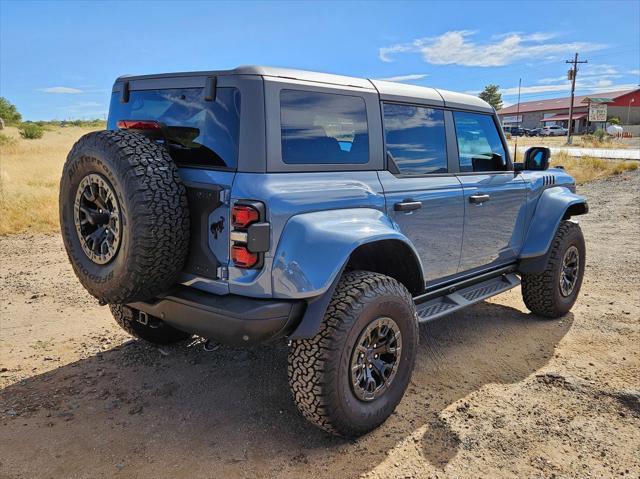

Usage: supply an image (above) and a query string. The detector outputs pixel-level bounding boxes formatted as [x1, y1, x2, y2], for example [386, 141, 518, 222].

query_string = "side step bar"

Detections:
[414, 273, 520, 323]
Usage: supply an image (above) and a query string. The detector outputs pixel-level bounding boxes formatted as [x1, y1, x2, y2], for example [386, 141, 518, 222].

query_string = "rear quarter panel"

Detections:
[228, 171, 387, 298]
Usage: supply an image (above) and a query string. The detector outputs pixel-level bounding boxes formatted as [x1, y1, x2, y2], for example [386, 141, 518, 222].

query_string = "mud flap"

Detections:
[288, 265, 346, 339]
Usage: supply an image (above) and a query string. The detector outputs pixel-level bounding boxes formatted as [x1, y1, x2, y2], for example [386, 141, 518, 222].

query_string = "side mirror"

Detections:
[524, 147, 550, 171]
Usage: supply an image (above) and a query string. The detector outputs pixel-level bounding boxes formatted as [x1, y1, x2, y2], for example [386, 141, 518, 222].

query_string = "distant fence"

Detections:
[620, 125, 640, 137]
[510, 146, 640, 161]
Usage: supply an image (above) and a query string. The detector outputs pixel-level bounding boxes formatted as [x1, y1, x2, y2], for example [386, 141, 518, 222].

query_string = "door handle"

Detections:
[394, 200, 422, 212]
[469, 194, 490, 204]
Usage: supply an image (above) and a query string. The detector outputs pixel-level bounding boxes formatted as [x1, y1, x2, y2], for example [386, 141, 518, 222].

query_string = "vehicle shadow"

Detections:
[0, 300, 572, 478]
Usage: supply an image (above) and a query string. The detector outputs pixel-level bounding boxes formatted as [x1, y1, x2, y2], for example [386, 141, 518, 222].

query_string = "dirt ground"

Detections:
[1, 172, 639, 479]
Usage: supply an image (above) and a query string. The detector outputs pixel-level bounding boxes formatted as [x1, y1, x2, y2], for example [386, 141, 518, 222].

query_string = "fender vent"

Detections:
[542, 175, 556, 186]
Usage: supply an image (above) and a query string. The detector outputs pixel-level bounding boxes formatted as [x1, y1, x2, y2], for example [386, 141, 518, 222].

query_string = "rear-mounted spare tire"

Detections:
[59, 130, 189, 304]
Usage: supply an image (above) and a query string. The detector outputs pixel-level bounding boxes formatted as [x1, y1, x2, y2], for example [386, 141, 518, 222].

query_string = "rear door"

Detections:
[378, 103, 464, 283]
[452, 111, 527, 273]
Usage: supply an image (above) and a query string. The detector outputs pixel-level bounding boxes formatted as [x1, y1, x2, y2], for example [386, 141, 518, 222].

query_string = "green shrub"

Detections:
[593, 128, 606, 141]
[18, 123, 45, 139]
[0, 132, 17, 146]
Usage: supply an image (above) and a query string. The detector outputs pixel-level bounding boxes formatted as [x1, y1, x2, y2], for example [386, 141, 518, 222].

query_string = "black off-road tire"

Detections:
[109, 304, 190, 345]
[288, 271, 418, 437]
[521, 221, 586, 318]
[59, 130, 189, 304]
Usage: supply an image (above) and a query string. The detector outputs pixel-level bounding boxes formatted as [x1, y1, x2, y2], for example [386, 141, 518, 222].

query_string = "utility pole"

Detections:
[565, 53, 588, 144]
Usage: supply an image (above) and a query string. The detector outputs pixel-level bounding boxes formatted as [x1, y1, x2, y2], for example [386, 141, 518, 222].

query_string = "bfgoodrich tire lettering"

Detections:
[521, 221, 586, 318]
[288, 271, 418, 437]
[59, 130, 189, 304]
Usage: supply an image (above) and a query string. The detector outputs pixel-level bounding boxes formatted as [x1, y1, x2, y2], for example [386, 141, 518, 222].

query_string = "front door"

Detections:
[452, 111, 527, 272]
[379, 103, 464, 283]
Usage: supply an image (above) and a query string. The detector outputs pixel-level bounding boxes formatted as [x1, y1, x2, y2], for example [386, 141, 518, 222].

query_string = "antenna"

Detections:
[514, 78, 522, 162]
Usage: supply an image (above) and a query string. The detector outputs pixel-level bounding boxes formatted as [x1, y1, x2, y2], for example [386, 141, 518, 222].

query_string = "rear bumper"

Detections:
[129, 287, 306, 346]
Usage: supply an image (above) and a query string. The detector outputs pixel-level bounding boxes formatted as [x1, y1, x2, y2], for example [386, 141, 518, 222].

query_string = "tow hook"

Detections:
[203, 339, 221, 352]
[187, 337, 221, 352]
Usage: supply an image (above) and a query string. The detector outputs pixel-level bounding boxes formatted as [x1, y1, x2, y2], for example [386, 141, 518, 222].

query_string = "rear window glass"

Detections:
[383, 103, 447, 175]
[108, 87, 241, 169]
[280, 90, 368, 165]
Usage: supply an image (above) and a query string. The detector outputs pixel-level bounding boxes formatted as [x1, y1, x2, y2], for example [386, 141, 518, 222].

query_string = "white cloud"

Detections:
[379, 31, 606, 67]
[376, 73, 429, 82]
[57, 101, 107, 119]
[537, 64, 622, 86]
[64, 101, 102, 108]
[501, 81, 638, 98]
[537, 75, 568, 84]
[581, 64, 619, 76]
[38, 86, 83, 94]
[629, 69, 640, 76]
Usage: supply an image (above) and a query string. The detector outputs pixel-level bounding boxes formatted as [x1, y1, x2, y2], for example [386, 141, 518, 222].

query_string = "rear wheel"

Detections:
[110, 304, 190, 345]
[521, 221, 586, 318]
[288, 271, 418, 437]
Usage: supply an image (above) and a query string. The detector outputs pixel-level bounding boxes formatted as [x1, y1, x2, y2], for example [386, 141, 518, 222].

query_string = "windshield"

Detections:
[108, 87, 241, 169]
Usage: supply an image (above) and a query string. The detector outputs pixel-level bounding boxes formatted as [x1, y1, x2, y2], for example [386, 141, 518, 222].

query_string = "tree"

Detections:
[608, 116, 621, 125]
[479, 84, 503, 111]
[0, 97, 22, 125]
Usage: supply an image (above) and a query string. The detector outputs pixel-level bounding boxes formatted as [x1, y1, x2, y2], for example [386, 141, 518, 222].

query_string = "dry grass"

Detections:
[551, 151, 638, 184]
[508, 135, 631, 149]
[1, 127, 638, 235]
[0, 126, 100, 235]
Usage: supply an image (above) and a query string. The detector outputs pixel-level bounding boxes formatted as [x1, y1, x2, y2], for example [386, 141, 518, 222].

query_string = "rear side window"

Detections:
[382, 103, 447, 175]
[280, 90, 369, 164]
[453, 111, 507, 172]
[108, 87, 241, 169]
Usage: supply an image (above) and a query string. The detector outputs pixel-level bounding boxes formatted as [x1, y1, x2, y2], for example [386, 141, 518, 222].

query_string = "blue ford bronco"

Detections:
[60, 66, 587, 437]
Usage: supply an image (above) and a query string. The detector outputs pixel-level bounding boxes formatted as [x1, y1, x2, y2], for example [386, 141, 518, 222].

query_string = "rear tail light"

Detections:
[232, 205, 260, 228]
[230, 201, 268, 269]
[231, 245, 258, 268]
[117, 120, 162, 130]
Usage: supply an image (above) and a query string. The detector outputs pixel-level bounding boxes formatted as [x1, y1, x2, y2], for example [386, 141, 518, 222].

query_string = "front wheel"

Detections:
[521, 221, 586, 318]
[288, 271, 418, 437]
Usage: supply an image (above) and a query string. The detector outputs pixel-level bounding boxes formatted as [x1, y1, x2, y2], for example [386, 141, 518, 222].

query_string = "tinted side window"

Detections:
[108, 88, 241, 169]
[280, 90, 368, 164]
[383, 103, 447, 175]
[453, 111, 507, 172]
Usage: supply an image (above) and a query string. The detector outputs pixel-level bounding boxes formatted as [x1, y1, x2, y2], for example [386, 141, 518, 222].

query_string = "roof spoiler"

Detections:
[120, 81, 130, 104]
[204, 76, 217, 102]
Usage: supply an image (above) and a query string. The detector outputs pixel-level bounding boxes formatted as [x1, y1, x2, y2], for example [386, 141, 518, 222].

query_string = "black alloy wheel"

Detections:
[74, 173, 122, 265]
[350, 317, 402, 402]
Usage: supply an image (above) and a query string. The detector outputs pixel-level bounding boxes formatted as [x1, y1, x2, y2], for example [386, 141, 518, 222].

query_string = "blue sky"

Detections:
[1, 0, 639, 120]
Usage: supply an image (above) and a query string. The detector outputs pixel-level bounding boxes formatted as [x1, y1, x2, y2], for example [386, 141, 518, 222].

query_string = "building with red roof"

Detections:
[497, 88, 639, 133]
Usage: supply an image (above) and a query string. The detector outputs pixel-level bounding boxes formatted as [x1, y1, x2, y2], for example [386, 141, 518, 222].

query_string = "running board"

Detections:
[415, 273, 520, 323]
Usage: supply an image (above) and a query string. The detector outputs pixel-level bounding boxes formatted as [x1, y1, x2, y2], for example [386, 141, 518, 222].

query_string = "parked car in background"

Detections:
[503, 125, 529, 137]
[527, 127, 543, 137]
[541, 125, 568, 136]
